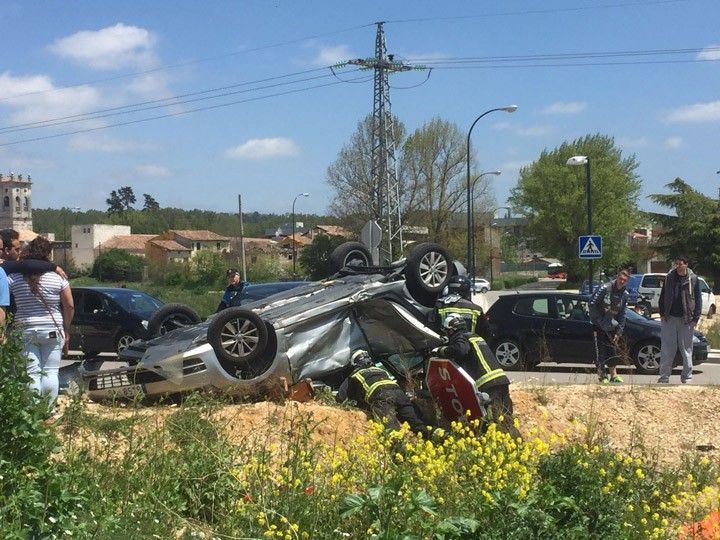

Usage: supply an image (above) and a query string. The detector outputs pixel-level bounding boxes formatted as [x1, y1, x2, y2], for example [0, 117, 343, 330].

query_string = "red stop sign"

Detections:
[426, 358, 486, 423]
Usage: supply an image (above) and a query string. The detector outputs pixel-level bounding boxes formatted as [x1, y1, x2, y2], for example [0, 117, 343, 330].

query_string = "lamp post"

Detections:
[488, 221, 498, 284]
[470, 170, 501, 279]
[291, 192, 309, 277]
[466, 105, 517, 278]
[566, 155, 593, 294]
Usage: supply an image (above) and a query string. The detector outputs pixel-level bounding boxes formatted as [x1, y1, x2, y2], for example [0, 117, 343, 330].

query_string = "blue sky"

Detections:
[1, 0, 718, 218]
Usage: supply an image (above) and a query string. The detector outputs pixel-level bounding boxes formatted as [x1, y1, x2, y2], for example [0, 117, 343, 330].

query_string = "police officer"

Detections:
[434, 275, 489, 337]
[435, 314, 518, 437]
[217, 268, 248, 312]
[336, 349, 428, 434]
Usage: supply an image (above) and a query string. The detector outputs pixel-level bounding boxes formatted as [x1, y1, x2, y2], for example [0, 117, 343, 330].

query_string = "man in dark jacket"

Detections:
[589, 269, 630, 384]
[336, 349, 428, 434]
[658, 255, 702, 384]
[435, 314, 518, 437]
[433, 275, 489, 336]
[216, 268, 248, 312]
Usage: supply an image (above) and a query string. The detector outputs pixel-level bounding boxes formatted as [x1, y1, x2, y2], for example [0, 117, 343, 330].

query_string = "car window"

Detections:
[83, 292, 105, 314]
[513, 297, 550, 317]
[641, 275, 664, 288]
[699, 278, 711, 294]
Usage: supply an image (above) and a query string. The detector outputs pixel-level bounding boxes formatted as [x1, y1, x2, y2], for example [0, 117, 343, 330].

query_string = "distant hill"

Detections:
[33, 208, 339, 240]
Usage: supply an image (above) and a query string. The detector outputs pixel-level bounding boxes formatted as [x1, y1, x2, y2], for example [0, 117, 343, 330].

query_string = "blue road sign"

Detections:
[578, 235, 602, 259]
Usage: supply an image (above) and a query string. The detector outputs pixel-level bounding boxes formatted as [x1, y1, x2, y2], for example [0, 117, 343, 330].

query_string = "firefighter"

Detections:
[434, 275, 489, 337]
[336, 349, 429, 435]
[434, 313, 519, 437]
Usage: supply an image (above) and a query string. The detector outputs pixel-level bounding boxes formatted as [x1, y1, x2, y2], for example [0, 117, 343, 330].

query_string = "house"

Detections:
[102, 234, 156, 258]
[264, 222, 304, 239]
[146, 238, 192, 266]
[72, 224, 131, 269]
[305, 224, 352, 239]
[158, 230, 230, 257]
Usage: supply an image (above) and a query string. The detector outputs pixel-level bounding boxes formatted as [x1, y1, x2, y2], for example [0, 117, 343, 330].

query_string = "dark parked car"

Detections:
[236, 281, 308, 305]
[69, 287, 199, 356]
[482, 291, 708, 374]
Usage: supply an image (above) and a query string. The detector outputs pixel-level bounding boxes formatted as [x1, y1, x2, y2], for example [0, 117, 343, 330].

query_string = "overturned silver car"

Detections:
[80, 242, 458, 401]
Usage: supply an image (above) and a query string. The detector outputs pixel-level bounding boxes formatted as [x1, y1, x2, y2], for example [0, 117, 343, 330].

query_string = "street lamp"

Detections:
[566, 155, 593, 294]
[470, 170, 501, 278]
[291, 192, 309, 277]
[488, 221, 499, 284]
[466, 105, 517, 278]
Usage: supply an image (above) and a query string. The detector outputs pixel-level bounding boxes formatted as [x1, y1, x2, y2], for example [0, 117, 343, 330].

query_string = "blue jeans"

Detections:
[24, 328, 64, 408]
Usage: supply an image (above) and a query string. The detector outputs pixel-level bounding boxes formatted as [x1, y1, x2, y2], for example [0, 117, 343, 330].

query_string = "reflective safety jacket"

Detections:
[434, 294, 489, 336]
[437, 331, 509, 391]
[335, 366, 399, 406]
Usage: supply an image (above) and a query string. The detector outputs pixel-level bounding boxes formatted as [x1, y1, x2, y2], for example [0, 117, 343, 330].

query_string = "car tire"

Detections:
[116, 333, 138, 354]
[633, 340, 662, 374]
[708, 304, 716, 319]
[494, 339, 525, 371]
[405, 243, 452, 296]
[480, 287, 489, 294]
[207, 307, 268, 365]
[329, 242, 372, 274]
[147, 303, 202, 338]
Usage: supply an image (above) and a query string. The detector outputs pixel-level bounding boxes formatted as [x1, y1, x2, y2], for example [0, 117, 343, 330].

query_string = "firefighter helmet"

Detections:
[442, 313, 467, 333]
[350, 349, 373, 368]
[447, 275, 472, 299]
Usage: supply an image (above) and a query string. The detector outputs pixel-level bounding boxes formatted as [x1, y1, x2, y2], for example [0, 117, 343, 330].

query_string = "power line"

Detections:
[0, 76, 369, 148]
[409, 58, 719, 70]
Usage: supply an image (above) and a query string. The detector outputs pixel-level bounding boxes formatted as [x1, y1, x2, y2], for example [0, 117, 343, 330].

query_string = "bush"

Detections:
[492, 274, 538, 290]
[91, 249, 144, 282]
[189, 250, 226, 287]
[246, 253, 290, 282]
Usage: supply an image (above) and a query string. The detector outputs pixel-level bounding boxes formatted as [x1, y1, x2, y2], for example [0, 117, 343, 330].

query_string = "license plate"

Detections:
[110, 384, 145, 399]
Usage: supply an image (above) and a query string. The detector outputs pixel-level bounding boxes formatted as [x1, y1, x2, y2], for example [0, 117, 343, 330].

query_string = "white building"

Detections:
[0, 173, 33, 231]
[72, 224, 131, 269]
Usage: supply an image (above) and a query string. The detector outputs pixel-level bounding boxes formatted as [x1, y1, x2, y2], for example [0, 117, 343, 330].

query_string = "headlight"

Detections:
[141, 320, 148, 330]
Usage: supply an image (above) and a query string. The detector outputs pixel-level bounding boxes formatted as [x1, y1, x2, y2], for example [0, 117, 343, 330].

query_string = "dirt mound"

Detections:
[65, 384, 720, 464]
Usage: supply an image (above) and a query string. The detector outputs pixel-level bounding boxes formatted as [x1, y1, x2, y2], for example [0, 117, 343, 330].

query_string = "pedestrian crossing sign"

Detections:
[578, 235, 602, 259]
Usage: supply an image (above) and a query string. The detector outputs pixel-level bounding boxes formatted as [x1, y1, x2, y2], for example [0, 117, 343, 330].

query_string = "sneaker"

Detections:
[599, 376, 610, 384]
[657, 379, 669, 384]
[610, 375, 624, 383]
[681, 377, 693, 384]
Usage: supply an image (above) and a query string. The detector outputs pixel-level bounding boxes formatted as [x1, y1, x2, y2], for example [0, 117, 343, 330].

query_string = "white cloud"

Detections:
[492, 121, 512, 131]
[311, 44, 353, 67]
[541, 101, 587, 115]
[617, 136, 649, 149]
[224, 137, 300, 160]
[69, 134, 154, 153]
[491, 121, 552, 137]
[667, 101, 720, 122]
[49, 23, 157, 70]
[135, 164, 171, 178]
[697, 44, 720, 61]
[0, 72, 103, 126]
[664, 136, 683, 149]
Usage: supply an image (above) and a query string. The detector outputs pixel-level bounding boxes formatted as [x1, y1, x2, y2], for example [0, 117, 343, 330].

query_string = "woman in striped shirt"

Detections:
[8, 237, 74, 410]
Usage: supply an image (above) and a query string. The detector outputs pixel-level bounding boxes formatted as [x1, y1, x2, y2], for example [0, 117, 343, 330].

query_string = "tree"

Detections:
[118, 186, 136, 210]
[326, 114, 407, 233]
[142, 193, 160, 212]
[509, 134, 641, 281]
[106, 190, 124, 215]
[92, 249, 144, 281]
[298, 235, 346, 280]
[647, 177, 720, 290]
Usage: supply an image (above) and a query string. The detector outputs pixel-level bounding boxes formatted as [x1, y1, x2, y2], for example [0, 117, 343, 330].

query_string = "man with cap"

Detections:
[336, 349, 429, 434]
[433, 275, 489, 337]
[216, 268, 248, 312]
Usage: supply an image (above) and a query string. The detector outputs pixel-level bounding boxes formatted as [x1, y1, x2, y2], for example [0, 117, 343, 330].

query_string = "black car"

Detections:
[237, 281, 307, 305]
[69, 287, 166, 356]
[482, 292, 708, 374]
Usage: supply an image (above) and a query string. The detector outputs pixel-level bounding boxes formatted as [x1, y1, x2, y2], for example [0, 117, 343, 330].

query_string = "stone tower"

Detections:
[0, 173, 33, 230]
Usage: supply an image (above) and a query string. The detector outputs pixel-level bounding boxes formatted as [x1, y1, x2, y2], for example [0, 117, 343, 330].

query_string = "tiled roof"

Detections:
[171, 229, 229, 241]
[149, 239, 191, 251]
[314, 225, 352, 237]
[103, 234, 155, 251]
[18, 230, 38, 242]
[280, 234, 312, 247]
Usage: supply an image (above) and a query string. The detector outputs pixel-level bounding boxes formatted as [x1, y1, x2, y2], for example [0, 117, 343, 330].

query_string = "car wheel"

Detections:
[207, 307, 268, 365]
[480, 287, 489, 294]
[494, 339, 524, 371]
[708, 305, 716, 319]
[634, 341, 661, 374]
[329, 242, 372, 274]
[147, 303, 202, 338]
[116, 333, 137, 354]
[405, 243, 452, 295]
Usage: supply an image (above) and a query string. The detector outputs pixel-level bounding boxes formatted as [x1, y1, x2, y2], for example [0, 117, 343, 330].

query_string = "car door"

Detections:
[79, 291, 122, 353]
[68, 289, 85, 351]
[510, 295, 561, 362]
[550, 295, 594, 363]
[698, 278, 713, 315]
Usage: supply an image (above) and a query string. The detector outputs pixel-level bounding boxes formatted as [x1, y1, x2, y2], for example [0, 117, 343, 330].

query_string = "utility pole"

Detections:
[237, 195, 246, 282]
[347, 22, 416, 262]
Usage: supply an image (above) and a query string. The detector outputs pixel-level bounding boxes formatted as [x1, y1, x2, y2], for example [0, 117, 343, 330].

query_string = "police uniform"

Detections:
[336, 364, 427, 434]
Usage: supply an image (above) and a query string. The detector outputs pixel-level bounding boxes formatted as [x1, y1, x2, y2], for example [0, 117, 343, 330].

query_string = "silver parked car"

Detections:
[80, 243, 456, 401]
